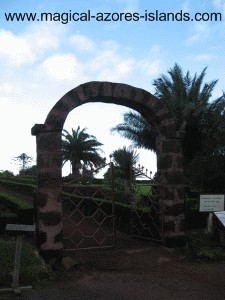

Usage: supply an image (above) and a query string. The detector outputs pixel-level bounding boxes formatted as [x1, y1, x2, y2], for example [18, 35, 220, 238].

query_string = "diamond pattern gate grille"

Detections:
[130, 166, 164, 242]
[62, 162, 115, 251]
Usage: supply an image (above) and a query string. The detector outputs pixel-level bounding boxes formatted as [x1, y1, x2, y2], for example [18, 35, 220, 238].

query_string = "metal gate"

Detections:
[62, 159, 115, 251]
[130, 165, 164, 242]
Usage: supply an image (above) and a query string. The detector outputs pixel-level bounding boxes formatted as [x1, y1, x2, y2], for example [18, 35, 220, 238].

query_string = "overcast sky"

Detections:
[0, 0, 224, 178]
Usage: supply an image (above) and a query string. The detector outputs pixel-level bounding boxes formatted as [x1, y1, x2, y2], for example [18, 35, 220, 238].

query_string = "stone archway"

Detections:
[31, 81, 186, 264]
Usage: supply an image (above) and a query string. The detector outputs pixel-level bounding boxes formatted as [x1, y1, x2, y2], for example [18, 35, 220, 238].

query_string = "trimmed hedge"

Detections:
[0, 180, 36, 196]
[0, 193, 33, 232]
[0, 193, 32, 212]
[0, 177, 36, 185]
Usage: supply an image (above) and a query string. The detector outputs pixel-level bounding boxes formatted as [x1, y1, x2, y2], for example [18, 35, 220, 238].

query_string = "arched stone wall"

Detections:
[31, 81, 186, 264]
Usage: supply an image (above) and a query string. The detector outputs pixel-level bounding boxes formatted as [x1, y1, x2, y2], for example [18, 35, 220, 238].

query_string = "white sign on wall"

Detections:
[200, 195, 224, 212]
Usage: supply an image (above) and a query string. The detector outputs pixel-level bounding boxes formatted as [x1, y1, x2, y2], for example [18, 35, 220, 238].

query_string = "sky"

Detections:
[0, 0, 225, 179]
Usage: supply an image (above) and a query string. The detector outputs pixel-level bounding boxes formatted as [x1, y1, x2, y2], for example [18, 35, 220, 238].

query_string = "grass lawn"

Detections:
[0, 234, 80, 291]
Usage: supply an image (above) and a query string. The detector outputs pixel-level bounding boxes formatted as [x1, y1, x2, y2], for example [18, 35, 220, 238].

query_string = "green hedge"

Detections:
[0, 193, 34, 231]
[0, 180, 36, 196]
[0, 193, 32, 212]
[0, 177, 36, 185]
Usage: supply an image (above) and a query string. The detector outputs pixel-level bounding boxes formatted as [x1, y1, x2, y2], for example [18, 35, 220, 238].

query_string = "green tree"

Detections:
[62, 126, 105, 176]
[152, 63, 225, 167]
[111, 146, 140, 192]
[110, 64, 225, 189]
[111, 111, 157, 153]
[19, 165, 37, 176]
[0, 170, 14, 177]
[11, 153, 33, 175]
[104, 165, 125, 191]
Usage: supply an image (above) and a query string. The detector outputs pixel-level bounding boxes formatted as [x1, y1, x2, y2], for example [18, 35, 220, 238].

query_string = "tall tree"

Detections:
[111, 111, 157, 153]
[111, 63, 225, 178]
[62, 126, 105, 175]
[19, 165, 37, 176]
[11, 153, 33, 175]
[111, 146, 140, 192]
[152, 63, 225, 166]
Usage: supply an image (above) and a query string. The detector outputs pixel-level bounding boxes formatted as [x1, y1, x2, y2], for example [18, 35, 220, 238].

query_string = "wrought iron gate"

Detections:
[130, 165, 164, 242]
[62, 159, 115, 251]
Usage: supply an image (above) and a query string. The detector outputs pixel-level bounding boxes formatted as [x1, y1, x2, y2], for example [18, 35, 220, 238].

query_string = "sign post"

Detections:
[200, 195, 224, 233]
[0, 224, 36, 295]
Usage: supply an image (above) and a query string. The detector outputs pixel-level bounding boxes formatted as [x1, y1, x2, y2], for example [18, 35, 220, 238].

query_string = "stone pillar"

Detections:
[31, 124, 63, 265]
[157, 132, 186, 248]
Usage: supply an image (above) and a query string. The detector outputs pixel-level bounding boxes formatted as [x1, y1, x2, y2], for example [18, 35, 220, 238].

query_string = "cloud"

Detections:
[39, 54, 86, 82]
[182, 2, 189, 12]
[23, 23, 62, 53]
[102, 40, 121, 51]
[213, 0, 222, 8]
[86, 49, 135, 81]
[96, 58, 135, 81]
[70, 34, 95, 51]
[212, 0, 225, 17]
[193, 54, 216, 61]
[0, 30, 34, 65]
[183, 23, 210, 46]
[115, 0, 139, 13]
[0, 24, 64, 67]
[135, 59, 161, 76]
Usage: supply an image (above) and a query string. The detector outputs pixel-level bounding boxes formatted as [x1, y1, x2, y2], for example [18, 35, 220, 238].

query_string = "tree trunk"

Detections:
[72, 162, 80, 176]
[125, 179, 132, 193]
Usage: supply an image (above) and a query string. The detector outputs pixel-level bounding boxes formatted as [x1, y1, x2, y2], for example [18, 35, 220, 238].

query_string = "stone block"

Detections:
[39, 249, 63, 264]
[37, 231, 47, 246]
[163, 187, 175, 200]
[164, 203, 184, 217]
[164, 171, 184, 184]
[162, 140, 181, 153]
[38, 172, 61, 189]
[51, 98, 71, 113]
[176, 156, 183, 168]
[179, 218, 186, 232]
[39, 211, 62, 226]
[164, 220, 175, 232]
[176, 186, 185, 200]
[37, 132, 61, 151]
[158, 155, 173, 169]
[36, 192, 48, 208]
[62, 256, 78, 270]
[54, 230, 63, 243]
[160, 124, 176, 139]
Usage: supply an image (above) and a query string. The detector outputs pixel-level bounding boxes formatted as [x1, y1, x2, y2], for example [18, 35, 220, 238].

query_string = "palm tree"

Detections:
[152, 63, 225, 166]
[62, 126, 105, 176]
[112, 146, 140, 192]
[111, 63, 225, 172]
[111, 111, 157, 153]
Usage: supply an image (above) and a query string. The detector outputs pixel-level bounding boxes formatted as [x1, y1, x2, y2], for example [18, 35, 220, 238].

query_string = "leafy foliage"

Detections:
[11, 153, 33, 175]
[0, 170, 14, 177]
[103, 165, 125, 191]
[19, 165, 37, 176]
[104, 146, 141, 192]
[62, 126, 105, 175]
[112, 146, 140, 180]
[110, 63, 225, 192]
[111, 111, 157, 153]
[152, 63, 225, 166]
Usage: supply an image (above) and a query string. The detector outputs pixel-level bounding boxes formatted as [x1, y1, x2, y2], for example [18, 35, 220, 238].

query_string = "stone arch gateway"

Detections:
[31, 81, 186, 264]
